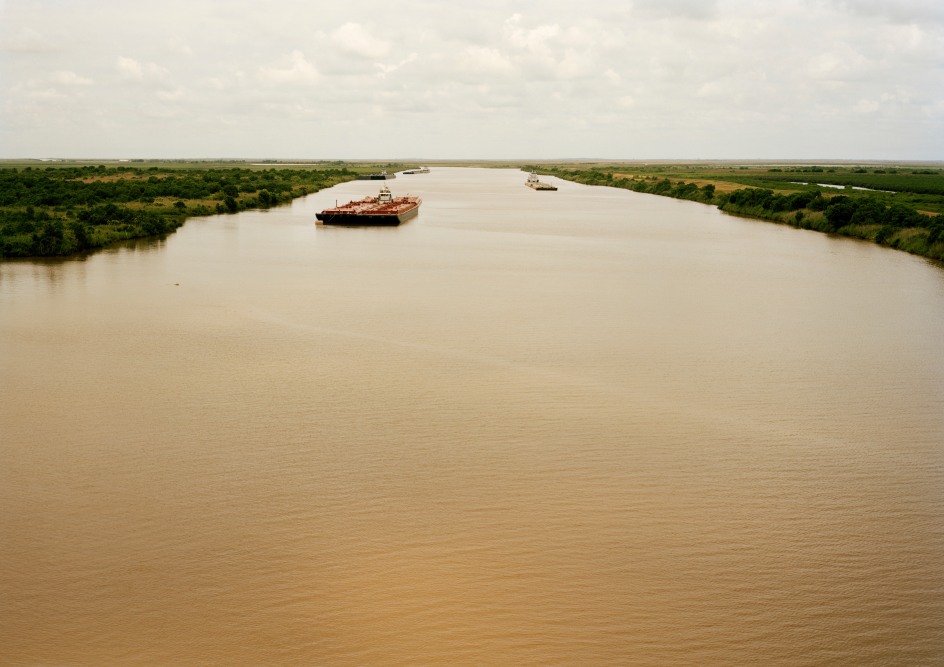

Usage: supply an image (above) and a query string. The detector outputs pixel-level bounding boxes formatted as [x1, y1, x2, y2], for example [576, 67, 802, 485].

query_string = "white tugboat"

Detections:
[525, 172, 557, 191]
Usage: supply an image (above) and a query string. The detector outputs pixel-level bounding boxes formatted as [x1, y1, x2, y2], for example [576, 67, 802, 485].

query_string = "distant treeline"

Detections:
[0, 165, 356, 258]
[534, 167, 944, 262]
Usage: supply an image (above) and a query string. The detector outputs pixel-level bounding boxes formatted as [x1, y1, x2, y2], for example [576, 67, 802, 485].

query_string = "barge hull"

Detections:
[317, 204, 419, 226]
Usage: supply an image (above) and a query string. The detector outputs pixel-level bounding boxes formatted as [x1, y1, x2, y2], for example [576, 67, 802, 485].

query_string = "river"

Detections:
[2, 167, 943, 665]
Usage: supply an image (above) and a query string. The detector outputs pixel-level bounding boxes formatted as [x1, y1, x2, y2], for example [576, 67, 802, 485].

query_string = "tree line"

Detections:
[0, 166, 356, 258]
[533, 166, 944, 262]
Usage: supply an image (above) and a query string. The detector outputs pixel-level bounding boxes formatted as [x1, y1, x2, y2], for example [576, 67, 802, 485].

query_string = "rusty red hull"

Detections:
[316, 196, 421, 226]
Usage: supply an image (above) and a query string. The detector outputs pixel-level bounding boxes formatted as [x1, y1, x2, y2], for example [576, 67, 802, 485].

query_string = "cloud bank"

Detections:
[0, 0, 941, 159]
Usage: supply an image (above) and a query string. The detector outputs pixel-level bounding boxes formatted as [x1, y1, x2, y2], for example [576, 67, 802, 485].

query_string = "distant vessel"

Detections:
[316, 185, 421, 226]
[356, 169, 396, 180]
[526, 172, 557, 191]
[403, 166, 430, 175]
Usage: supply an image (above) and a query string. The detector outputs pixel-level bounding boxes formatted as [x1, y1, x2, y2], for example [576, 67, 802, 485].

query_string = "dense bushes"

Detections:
[0, 165, 356, 258]
[537, 168, 717, 204]
[0, 205, 188, 257]
[717, 189, 930, 233]
[0, 165, 351, 209]
[717, 189, 940, 258]
[536, 167, 943, 263]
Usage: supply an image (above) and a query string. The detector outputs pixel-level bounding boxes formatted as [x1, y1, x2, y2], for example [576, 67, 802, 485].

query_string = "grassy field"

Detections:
[521, 161, 944, 212]
[521, 161, 944, 263]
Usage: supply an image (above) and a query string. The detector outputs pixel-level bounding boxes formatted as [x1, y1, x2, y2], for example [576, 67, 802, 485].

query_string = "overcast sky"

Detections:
[1, 0, 942, 160]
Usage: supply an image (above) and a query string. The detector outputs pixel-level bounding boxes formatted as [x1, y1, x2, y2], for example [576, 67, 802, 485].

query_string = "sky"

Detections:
[1, 0, 942, 160]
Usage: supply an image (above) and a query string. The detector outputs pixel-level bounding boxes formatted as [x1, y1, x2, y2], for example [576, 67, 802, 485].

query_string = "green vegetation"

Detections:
[527, 163, 944, 263]
[0, 161, 404, 259]
[756, 167, 944, 195]
[6, 159, 942, 263]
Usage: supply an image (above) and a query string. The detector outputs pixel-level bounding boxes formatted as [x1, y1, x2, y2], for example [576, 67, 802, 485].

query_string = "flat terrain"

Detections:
[1, 159, 942, 261]
[519, 161, 944, 262]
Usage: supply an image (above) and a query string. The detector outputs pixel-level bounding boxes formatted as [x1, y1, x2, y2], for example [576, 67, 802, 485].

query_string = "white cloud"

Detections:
[828, 0, 944, 24]
[116, 57, 145, 81]
[0, 0, 941, 159]
[696, 81, 725, 98]
[156, 88, 185, 101]
[630, 0, 720, 21]
[375, 53, 418, 79]
[258, 50, 320, 84]
[808, 46, 872, 81]
[117, 56, 170, 83]
[460, 46, 515, 75]
[506, 16, 561, 55]
[330, 22, 390, 59]
[167, 37, 193, 56]
[52, 71, 93, 86]
[26, 87, 67, 100]
[0, 27, 55, 52]
[555, 48, 586, 79]
[854, 99, 880, 114]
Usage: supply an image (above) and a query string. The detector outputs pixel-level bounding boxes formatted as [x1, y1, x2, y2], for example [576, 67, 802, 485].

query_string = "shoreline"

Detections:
[3, 161, 943, 264]
[536, 166, 944, 265]
[0, 164, 374, 260]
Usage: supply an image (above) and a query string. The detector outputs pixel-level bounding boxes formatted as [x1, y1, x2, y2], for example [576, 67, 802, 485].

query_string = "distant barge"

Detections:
[402, 166, 430, 174]
[525, 172, 557, 191]
[316, 185, 421, 226]
[356, 169, 396, 180]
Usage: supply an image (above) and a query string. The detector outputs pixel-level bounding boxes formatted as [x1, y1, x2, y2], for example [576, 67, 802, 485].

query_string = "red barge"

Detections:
[316, 185, 421, 226]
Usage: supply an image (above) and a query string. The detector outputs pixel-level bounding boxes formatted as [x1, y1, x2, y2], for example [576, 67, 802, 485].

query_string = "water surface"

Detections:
[2, 168, 943, 665]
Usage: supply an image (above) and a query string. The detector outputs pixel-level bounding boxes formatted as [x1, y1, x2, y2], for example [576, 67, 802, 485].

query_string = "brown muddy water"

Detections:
[1, 167, 943, 665]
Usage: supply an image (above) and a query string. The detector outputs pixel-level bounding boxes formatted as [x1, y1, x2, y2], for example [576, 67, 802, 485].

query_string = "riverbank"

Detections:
[6, 160, 942, 264]
[530, 163, 944, 263]
[0, 161, 405, 259]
